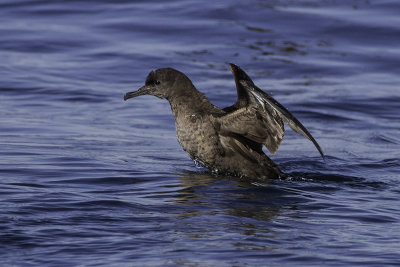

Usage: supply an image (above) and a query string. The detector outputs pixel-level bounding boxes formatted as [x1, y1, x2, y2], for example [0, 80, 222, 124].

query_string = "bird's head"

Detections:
[124, 68, 193, 101]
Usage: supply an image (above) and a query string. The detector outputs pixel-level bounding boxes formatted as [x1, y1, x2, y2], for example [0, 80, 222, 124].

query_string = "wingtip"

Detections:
[228, 62, 237, 67]
[319, 149, 326, 161]
[313, 141, 325, 161]
[307, 135, 325, 161]
[228, 63, 238, 73]
[228, 63, 253, 84]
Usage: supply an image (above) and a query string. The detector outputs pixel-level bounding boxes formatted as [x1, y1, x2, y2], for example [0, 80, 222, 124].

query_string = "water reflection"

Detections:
[173, 171, 282, 222]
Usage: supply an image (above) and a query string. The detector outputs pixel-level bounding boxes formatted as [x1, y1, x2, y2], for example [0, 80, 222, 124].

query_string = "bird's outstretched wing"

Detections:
[216, 63, 324, 159]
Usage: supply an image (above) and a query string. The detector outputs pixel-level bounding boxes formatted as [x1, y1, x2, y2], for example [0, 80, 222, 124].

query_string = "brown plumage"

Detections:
[124, 63, 324, 181]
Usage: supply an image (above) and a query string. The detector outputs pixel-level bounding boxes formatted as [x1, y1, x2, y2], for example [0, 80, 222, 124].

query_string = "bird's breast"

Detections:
[173, 113, 221, 167]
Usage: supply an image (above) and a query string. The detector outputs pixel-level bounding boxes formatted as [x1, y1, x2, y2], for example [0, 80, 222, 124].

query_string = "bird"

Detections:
[124, 63, 324, 181]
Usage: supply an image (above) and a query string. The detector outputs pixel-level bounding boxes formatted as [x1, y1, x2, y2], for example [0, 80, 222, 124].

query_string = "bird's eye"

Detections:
[155, 80, 161, 85]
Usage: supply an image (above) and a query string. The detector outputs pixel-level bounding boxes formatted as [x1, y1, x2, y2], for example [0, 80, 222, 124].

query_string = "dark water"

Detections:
[1, 0, 400, 266]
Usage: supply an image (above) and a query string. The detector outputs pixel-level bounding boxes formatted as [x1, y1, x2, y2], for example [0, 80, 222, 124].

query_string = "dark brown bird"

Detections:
[124, 63, 324, 181]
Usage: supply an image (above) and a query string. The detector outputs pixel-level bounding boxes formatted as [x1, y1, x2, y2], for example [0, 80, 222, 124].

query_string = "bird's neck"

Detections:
[167, 89, 219, 118]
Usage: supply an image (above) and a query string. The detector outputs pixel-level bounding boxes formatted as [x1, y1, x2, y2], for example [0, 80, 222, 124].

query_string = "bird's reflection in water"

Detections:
[170, 170, 291, 242]
[166, 171, 318, 255]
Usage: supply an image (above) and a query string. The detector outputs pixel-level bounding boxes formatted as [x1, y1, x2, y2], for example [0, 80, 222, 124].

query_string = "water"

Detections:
[1, 0, 399, 266]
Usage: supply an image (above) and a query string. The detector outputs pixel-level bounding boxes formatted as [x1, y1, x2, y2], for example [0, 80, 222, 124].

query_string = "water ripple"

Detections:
[1, 0, 400, 266]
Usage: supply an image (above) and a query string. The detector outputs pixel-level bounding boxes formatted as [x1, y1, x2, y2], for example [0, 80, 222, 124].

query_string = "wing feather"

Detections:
[216, 63, 324, 159]
[241, 80, 325, 159]
[217, 105, 284, 154]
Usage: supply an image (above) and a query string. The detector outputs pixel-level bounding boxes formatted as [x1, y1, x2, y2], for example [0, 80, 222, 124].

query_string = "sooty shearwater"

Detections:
[124, 63, 324, 180]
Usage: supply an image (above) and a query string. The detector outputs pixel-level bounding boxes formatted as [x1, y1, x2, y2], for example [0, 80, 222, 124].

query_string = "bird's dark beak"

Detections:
[124, 85, 153, 101]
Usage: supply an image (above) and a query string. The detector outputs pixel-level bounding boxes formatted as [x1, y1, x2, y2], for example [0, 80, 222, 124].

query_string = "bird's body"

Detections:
[168, 89, 281, 179]
[124, 64, 323, 181]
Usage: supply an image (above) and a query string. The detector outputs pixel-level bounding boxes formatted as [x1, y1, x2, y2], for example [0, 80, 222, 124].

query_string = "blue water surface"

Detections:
[1, 0, 400, 266]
